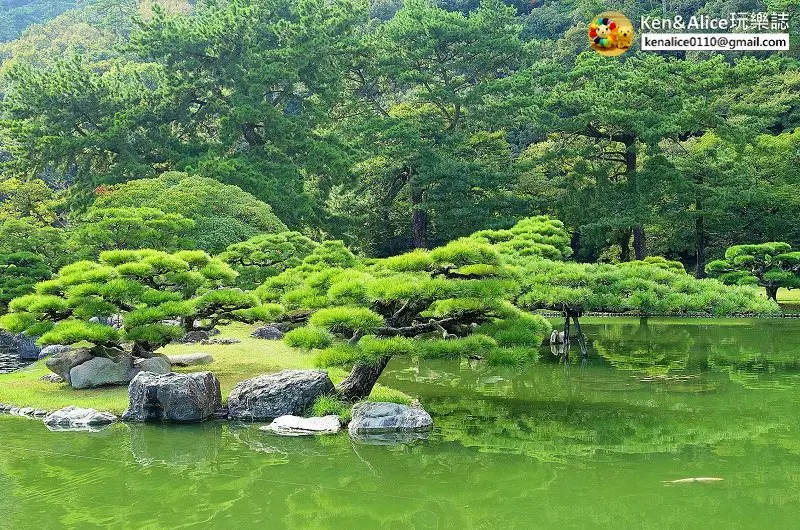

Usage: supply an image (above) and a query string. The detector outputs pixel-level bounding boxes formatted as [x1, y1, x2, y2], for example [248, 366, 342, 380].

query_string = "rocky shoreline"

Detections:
[0, 368, 433, 443]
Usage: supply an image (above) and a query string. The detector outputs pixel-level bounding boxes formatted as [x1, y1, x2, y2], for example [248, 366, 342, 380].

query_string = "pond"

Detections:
[1, 318, 800, 528]
[0, 342, 28, 375]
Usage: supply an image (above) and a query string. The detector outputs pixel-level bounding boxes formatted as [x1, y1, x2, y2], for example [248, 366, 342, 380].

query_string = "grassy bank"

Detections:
[0, 323, 410, 415]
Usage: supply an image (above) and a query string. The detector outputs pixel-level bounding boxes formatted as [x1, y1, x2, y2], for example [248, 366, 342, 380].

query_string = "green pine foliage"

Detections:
[219, 231, 320, 289]
[92, 172, 287, 253]
[516, 258, 779, 316]
[706, 242, 800, 301]
[284, 326, 333, 350]
[470, 216, 573, 262]
[0, 249, 279, 353]
[68, 206, 195, 258]
[0, 252, 52, 312]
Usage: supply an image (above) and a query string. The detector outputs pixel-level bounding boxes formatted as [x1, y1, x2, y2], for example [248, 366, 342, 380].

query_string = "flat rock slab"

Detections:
[38, 344, 71, 360]
[228, 370, 334, 421]
[168, 354, 213, 367]
[348, 402, 433, 434]
[122, 371, 222, 423]
[261, 415, 341, 436]
[43, 406, 118, 432]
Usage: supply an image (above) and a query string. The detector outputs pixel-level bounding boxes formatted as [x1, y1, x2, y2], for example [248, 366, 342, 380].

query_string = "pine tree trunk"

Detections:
[695, 213, 706, 278]
[766, 285, 779, 301]
[336, 356, 392, 402]
[633, 225, 647, 260]
[619, 228, 632, 262]
[411, 186, 428, 249]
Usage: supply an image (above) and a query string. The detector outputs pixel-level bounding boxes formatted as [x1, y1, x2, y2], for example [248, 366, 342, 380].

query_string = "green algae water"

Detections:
[2, 318, 800, 529]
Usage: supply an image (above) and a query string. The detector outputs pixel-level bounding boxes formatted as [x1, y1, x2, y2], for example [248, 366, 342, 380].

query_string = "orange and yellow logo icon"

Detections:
[589, 11, 635, 56]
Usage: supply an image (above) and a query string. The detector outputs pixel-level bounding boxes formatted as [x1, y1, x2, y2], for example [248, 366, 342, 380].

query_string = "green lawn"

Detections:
[0, 323, 409, 415]
[756, 288, 800, 312]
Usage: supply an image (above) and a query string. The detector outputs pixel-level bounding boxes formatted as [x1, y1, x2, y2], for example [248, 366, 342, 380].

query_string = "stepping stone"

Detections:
[167, 353, 213, 367]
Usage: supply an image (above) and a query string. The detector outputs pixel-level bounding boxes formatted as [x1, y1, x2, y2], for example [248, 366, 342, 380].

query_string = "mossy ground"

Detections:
[0, 323, 410, 415]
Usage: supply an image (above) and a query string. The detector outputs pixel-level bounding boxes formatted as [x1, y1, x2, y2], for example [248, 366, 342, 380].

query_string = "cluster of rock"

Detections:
[3, 331, 435, 442]
[46, 348, 172, 390]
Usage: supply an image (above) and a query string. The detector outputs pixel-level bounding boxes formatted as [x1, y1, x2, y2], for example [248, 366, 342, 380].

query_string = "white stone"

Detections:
[260, 415, 341, 436]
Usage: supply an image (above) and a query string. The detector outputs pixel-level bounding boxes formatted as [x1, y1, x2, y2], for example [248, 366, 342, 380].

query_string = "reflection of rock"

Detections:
[251, 326, 284, 340]
[128, 422, 223, 468]
[261, 415, 341, 436]
[122, 371, 222, 423]
[348, 402, 433, 434]
[228, 370, 334, 421]
[168, 353, 213, 367]
[46, 348, 93, 384]
[38, 344, 71, 360]
[70, 354, 135, 389]
[349, 431, 431, 446]
[43, 406, 117, 432]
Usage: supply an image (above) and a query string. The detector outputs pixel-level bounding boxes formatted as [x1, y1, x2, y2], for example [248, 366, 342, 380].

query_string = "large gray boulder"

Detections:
[348, 402, 433, 434]
[133, 355, 171, 375]
[38, 344, 71, 360]
[43, 406, 118, 431]
[251, 326, 284, 340]
[122, 371, 222, 423]
[46, 348, 93, 384]
[70, 354, 135, 389]
[261, 415, 341, 436]
[227, 370, 334, 421]
[168, 353, 213, 367]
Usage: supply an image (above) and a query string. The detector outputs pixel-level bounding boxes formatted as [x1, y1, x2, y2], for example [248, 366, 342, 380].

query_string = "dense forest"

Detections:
[1, 0, 799, 284]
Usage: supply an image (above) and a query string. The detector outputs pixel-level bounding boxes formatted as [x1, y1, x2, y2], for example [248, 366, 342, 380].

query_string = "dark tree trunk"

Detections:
[632, 225, 647, 260]
[411, 186, 428, 249]
[623, 138, 646, 260]
[695, 214, 706, 278]
[242, 123, 265, 147]
[336, 356, 392, 401]
[766, 285, 779, 301]
[694, 172, 706, 278]
[619, 228, 632, 262]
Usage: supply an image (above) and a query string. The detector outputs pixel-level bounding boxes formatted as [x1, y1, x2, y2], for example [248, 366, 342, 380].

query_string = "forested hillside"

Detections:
[1, 0, 798, 278]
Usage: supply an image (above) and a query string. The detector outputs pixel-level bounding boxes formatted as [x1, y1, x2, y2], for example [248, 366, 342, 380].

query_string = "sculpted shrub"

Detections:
[0, 249, 278, 355]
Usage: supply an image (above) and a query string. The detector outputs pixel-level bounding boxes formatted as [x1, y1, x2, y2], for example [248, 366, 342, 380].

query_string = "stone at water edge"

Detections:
[38, 344, 71, 360]
[251, 326, 284, 340]
[43, 406, 118, 431]
[46, 348, 93, 384]
[167, 353, 213, 367]
[227, 370, 335, 421]
[348, 402, 433, 434]
[69, 354, 135, 390]
[261, 415, 341, 436]
[16, 334, 42, 361]
[122, 371, 222, 423]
